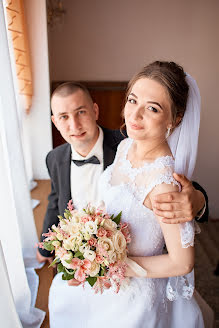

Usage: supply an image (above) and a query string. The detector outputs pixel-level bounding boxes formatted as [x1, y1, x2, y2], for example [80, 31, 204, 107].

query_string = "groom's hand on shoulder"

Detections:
[152, 173, 205, 224]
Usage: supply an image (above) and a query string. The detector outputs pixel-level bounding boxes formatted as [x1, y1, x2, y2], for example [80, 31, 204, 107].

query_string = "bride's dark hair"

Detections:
[121, 61, 189, 132]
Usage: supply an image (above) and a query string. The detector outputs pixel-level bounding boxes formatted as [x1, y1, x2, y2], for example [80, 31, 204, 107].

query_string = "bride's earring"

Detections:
[166, 127, 171, 138]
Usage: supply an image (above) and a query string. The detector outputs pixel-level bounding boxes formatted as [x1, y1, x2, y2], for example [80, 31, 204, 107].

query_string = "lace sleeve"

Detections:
[140, 161, 199, 250]
[167, 220, 200, 301]
[139, 162, 199, 301]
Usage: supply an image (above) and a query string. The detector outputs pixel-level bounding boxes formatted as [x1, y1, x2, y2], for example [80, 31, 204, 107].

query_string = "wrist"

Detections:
[195, 202, 206, 220]
[194, 190, 206, 220]
[125, 257, 147, 277]
[195, 190, 205, 214]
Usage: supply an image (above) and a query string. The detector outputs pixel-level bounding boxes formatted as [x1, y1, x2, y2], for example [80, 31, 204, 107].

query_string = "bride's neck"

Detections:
[131, 139, 172, 162]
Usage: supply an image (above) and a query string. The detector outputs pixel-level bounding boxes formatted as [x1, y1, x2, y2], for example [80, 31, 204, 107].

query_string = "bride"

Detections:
[49, 61, 210, 327]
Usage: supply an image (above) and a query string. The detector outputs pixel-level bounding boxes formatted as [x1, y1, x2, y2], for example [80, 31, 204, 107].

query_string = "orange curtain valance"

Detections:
[5, 0, 33, 113]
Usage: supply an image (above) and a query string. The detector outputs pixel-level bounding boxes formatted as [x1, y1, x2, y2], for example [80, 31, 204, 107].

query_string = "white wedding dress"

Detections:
[49, 138, 207, 328]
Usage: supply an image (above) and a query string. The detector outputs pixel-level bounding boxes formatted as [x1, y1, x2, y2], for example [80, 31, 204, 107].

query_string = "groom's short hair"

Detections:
[51, 82, 93, 104]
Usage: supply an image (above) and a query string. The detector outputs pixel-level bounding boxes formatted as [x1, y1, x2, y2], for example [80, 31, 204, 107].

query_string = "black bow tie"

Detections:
[72, 155, 100, 166]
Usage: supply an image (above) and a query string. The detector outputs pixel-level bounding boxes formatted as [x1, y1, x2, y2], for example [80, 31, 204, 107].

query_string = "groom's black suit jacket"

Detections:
[39, 127, 208, 257]
[39, 127, 124, 257]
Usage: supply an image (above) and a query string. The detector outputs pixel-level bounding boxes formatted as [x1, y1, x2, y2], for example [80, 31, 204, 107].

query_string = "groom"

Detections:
[37, 82, 208, 269]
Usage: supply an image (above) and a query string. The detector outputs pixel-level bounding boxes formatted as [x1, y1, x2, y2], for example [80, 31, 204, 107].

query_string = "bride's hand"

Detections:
[151, 173, 205, 224]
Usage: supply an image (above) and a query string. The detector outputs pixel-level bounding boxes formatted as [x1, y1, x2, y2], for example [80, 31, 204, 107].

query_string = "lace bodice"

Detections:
[99, 138, 196, 302]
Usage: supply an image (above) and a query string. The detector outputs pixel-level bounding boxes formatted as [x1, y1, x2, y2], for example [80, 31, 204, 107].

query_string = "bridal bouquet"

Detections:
[38, 200, 131, 293]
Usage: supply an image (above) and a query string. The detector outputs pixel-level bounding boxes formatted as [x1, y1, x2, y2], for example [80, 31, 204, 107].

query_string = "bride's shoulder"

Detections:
[117, 137, 132, 152]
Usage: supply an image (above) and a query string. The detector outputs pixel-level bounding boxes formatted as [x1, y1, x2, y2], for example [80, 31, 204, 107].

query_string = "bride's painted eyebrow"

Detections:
[147, 101, 163, 110]
[129, 93, 163, 110]
[129, 93, 137, 98]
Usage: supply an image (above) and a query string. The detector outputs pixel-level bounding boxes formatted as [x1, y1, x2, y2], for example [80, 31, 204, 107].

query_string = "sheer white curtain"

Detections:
[4, 0, 39, 207]
[0, 241, 23, 328]
[0, 1, 45, 327]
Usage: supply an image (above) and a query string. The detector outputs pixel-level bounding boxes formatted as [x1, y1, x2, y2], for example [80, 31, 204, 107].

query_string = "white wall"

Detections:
[23, 0, 52, 179]
[48, 0, 219, 217]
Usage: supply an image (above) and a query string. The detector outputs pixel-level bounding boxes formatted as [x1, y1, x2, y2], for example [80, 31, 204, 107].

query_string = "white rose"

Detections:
[84, 249, 96, 262]
[60, 224, 69, 233]
[108, 250, 117, 263]
[84, 205, 96, 215]
[83, 231, 91, 241]
[63, 238, 74, 251]
[85, 221, 98, 235]
[59, 220, 67, 230]
[56, 233, 64, 241]
[75, 234, 83, 245]
[98, 237, 114, 252]
[62, 252, 73, 262]
[68, 223, 80, 235]
[116, 250, 127, 262]
[113, 231, 127, 253]
[79, 244, 90, 254]
[71, 214, 81, 224]
[70, 210, 82, 223]
[89, 261, 100, 277]
[103, 219, 117, 231]
[51, 224, 59, 233]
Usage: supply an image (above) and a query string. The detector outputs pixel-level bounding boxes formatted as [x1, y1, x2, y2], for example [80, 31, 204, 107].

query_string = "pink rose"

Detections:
[97, 227, 107, 238]
[95, 215, 104, 224]
[95, 255, 104, 264]
[106, 230, 113, 238]
[81, 216, 90, 223]
[96, 210, 103, 216]
[88, 237, 97, 247]
[120, 223, 131, 244]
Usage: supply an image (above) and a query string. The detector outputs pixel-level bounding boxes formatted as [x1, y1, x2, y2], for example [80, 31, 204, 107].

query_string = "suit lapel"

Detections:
[103, 141, 116, 170]
[102, 128, 118, 170]
[59, 144, 71, 214]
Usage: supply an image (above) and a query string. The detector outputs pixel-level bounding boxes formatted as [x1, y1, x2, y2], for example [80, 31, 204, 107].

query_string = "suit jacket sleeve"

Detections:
[192, 181, 209, 222]
[38, 152, 60, 257]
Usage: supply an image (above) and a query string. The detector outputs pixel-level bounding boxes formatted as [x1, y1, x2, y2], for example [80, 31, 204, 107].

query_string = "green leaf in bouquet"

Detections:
[48, 257, 60, 268]
[64, 212, 70, 220]
[57, 215, 64, 220]
[43, 241, 55, 252]
[63, 209, 72, 220]
[57, 262, 65, 273]
[86, 276, 97, 287]
[110, 214, 114, 220]
[112, 211, 122, 225]
[65, 268, 74, 275]
[62, 271, 75, 281]
[61, 267, 75, 280]
[65, 259, 73, 264]
[74, 251, 84, 259]
[100, 267, 105, 276]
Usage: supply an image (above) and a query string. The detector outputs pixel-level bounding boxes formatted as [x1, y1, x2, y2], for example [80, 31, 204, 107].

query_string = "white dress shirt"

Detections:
[70, 126, 104, 209]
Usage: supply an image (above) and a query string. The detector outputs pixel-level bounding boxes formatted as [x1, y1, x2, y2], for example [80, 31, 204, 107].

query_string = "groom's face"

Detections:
[51, 90, 99, 156]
